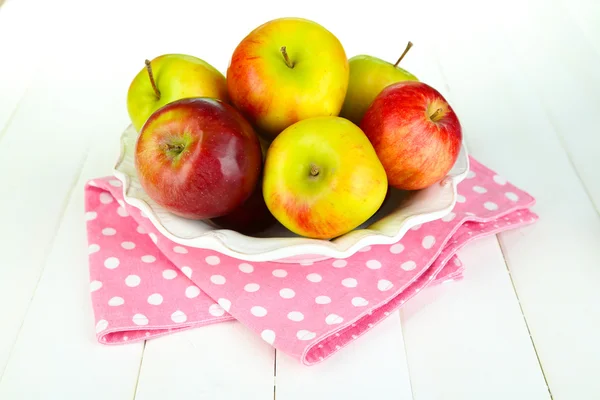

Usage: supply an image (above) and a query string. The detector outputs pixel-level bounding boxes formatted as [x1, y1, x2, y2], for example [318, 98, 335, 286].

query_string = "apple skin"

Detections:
[360, 81, 462, 191]
[135, 97, 262, 220]
[226, 17, 349, 139]
[262, 116, 388, 239]
[127, 54, 229, 132]
[340, 54, 418, 125]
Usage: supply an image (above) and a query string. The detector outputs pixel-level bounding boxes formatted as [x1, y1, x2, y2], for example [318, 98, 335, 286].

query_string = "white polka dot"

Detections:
[244, 283, 260, 292]
[147, 293, 163, 305]
[300, 261, 313, 266]
[90, 280, 102, 292]
[109, 179, 122, 187]
[401, 260, 417, 271]
[493, 175, 507, 185]
[173, 245, 188, 254]
[136, 225, 146, 234]
[306, 273, 322, 282]
[358, 245, 371, 252]
[117, 207, 129, 217]
[505, 192, 519, 201]
[181, 266, 192, 278]
[442, 212, 456, 222]
[411, 224, 422, 230]
[454, 258, 462, 266]
[148, 233, 158, 244]
[185, 286, 200, 298]
[474, 185, 488, 193]
[217, 298, 231, 312]
[325, 314, 344, 325]
[132, 313, 149, 326]
[121, 241, 136, 250]
[287, 311, 304, 322]
[85, 211, 97, 221]
[99, 192, 113, 204]
[366, 260, 382, 269]
[332, 259, 347, 268]
[102, 227, 116, 236]
[484, 201, 499, 211]
[108, 296, 124, 306]
[315, 295, 331, 304]
[162, 269, 177, 279]
[210, 275, 226, 285]
[141, 255, 156, 263]
[296, 330, 316, 341]
[352, 297, 369, 307]
[466, 170, 476, 179]
[88, 180, 98, 187]
[205, 255, 220, 265]
[117, 200, 125, 208]
[209, 303, 225, 317]
[378, 279, 394, 291]
[261, 329, 276, 345]
[422, 235, 436, 249]
[456, 194, 466, 203]
[171, 310, 187, 323]
[88, 244, 100, 254]
[251, 306, 267, 317]
[342, 278, 357, 288]
[280, 288, 295, 298]
[95, 319, 108, 333]
[238, 263, 254, 273]
[390, 243, 404, 254]
[123, 336, 129, 341]
[272, 269, 287, 278]
[125, 274, 141, 287]
[104, 257, 120, 269]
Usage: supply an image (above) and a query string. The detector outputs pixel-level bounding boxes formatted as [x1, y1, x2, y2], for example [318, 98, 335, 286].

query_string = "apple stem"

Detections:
[309, 164, 320, 177]
[280, 46, 295, 69]
[145, 59, 161, 99]
[429, 108, 443, 122]
[393, 41, 413, 68]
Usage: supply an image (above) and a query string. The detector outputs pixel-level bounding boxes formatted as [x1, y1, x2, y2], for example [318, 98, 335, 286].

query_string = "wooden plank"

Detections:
[401, 236, 550, 400]
[135, 323, 275, 400]
[275, 314, 413, 400]
[0, 132, 143, 399]
[434, 18, 600, 399]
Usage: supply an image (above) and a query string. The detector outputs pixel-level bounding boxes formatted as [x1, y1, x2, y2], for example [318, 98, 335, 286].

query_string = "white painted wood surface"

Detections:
[0, 0, 598, 399]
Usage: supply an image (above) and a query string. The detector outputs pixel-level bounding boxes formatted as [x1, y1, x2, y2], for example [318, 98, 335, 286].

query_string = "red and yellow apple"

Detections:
[360, 81, 462, 191]
[340, 42, 418, 125]
[226, 17, 349, 139]
[127, 54, 229, 132]
[262, 116, 388, 239]
[135, 97, 262, 220]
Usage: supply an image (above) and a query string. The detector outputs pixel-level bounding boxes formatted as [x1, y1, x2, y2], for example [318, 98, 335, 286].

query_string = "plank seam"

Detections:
[496, 236, 554, 400]
[398, 311, 416, 400]
[132, 340, 147, 400]
[0, 86, 29, 146]
[0, 147, 90, 383]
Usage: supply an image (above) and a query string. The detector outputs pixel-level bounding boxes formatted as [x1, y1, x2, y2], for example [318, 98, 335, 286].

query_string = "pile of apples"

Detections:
[127, 17, 462, 240]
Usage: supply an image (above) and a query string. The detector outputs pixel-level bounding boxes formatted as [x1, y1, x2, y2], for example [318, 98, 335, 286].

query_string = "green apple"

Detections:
[340, 41, 419, 125]
[127, 54, 229, 131]
[262, 116, 388, 239]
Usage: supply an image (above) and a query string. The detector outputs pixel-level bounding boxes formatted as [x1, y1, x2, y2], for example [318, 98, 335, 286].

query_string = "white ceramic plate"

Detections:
[113, 124, 469, 263]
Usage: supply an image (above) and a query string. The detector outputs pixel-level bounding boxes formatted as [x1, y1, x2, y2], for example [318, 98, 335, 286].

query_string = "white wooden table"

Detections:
[1, 0, 599, 398]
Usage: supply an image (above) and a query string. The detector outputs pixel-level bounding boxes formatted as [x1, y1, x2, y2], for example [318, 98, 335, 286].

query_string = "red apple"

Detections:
[135, 97, 262, 220]
[360, 81, 462, 190]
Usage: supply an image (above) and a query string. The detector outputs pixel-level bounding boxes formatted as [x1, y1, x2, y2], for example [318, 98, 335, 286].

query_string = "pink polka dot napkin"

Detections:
[84, 156, 537, 365]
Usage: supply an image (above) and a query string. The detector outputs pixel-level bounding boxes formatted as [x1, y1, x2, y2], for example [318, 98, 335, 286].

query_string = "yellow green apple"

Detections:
[127, 54, 229, 132]
[340, 42, 419, 125]
[227, 17, 349, 139]
[262, 116, 388, 239]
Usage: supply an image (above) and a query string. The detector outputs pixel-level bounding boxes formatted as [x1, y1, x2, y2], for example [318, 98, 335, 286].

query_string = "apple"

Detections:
[226, 17, 349, 139]
[340, 41, 418, 125]
[135, 97, 262, 220]
[127, 54, 229, 132]
[360, 80, 462, 191]
[211, 176, 276, 235]
[262, 116, 388, 239]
